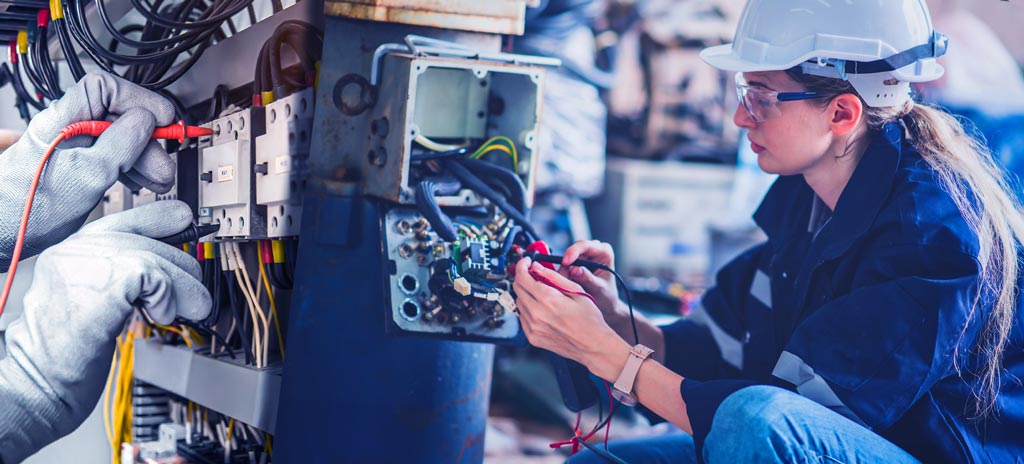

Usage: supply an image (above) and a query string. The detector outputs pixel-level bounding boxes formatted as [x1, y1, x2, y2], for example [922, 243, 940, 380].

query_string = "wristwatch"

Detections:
[611, 344, 654, 407]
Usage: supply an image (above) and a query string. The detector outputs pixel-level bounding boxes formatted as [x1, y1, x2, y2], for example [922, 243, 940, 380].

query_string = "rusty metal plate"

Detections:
[324, 0, 527, 35]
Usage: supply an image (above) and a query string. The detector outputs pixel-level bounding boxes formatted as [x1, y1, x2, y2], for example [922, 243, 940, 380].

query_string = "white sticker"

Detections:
[274, 156, 291, 174]
[217, 165, 234, 182]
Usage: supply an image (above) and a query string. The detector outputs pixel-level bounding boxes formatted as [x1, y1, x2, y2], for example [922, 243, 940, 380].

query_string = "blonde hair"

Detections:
[787, 69, 1024, 418]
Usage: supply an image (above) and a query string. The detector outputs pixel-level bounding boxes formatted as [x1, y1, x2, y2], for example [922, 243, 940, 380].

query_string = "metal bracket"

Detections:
[370, 34, 561, 86]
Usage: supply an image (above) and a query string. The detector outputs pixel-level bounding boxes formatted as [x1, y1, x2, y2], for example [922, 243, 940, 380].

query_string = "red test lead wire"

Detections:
[0, 121, 214, 319]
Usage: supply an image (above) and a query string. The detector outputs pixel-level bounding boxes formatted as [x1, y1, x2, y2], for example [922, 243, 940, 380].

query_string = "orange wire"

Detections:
[0, 132, 67, 318]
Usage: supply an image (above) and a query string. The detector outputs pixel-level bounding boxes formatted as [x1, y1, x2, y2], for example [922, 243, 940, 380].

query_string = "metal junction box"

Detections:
[353, 53, 546, 205]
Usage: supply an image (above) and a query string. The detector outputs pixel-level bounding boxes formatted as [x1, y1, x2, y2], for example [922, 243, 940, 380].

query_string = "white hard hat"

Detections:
[701, 0, 948, 107]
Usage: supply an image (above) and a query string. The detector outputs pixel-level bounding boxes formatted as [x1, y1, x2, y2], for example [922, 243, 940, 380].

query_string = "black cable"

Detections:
[19, 51, 50, 101]
[411, 147, 469, 161]
[445, 159, 541, 241]
[415, 177, 462, 241]
[578, 439, 628, 464]
[176, 318, 236, 359]
[268, 22, 321, 96]
[246, 3, 257, 26]
[9, 61, 45, 111]
[276, 262, 293, 289]
[455, 157, 529, 215]
[129, 0, 252, 30]
[33, 25, 61, 98]
[54, 19, 86, 81]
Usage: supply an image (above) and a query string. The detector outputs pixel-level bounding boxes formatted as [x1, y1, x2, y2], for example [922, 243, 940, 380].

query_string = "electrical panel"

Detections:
[254, 88, 314, 238]
[198, 108, 268, 240]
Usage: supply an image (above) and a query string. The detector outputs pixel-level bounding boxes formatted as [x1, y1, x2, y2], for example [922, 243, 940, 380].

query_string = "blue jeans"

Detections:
[567, 386, 920, 463]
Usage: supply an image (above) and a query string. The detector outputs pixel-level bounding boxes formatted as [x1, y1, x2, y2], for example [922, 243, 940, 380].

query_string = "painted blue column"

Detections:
[274, 184, 494, 463]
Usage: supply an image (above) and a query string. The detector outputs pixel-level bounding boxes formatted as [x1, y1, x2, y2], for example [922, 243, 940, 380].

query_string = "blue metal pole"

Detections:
[274, 185, 494, 463]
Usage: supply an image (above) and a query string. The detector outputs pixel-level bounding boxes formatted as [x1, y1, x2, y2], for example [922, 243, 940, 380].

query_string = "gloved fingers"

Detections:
[79, 200, 193, 239]
[107, 250, 211, 325]
[117, 174, 144, 193]
[68, 231, 203, 280]
[123, 140, 175, 194]
[133, 253, 211, 324]
[23, 73, 175, 148]
[64, 108, 158, 195]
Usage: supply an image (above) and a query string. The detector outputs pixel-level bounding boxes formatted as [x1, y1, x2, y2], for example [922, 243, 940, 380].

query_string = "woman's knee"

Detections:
[704, 386, 805, 462]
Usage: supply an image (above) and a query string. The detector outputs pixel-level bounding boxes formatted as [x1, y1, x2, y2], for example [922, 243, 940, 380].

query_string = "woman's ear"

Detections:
[828, 93, 864, 136]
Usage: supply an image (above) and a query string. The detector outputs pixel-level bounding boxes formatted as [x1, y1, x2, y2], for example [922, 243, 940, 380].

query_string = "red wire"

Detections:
[528, 268, 599, 307]
[0, 133, 67, 318]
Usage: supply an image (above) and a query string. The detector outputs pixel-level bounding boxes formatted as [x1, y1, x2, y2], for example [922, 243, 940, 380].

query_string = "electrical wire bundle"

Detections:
[260, 240, 294, 290]
[253, 20, 322, 106]
[168, 399, 273, 463]
[215, 242, 284, 369]
[412, 135, 539, 248]
[61, 0, 254, 89]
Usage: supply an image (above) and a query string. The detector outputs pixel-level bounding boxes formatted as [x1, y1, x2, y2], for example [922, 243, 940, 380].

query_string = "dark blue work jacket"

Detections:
[660, 121, 1024, 462]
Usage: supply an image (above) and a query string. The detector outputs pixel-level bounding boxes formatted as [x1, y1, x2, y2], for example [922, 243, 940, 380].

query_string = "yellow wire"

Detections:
[258, 259, 286, 360]
[470, 136, 519, 168]
[111, 332, 135, 464]
[103, 348, 117, 449]
[157, 325, 194, 348]
[227, 418, 235, 447]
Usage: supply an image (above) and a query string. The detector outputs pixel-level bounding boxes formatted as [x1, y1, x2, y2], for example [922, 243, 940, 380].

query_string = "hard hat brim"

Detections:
[700, 44, 793, 73]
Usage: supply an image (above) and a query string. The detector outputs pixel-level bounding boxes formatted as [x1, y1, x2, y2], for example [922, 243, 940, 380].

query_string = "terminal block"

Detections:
[198, 108, 267, 239]
[254, 88, 314, 237]
[383, 208, 520, 342]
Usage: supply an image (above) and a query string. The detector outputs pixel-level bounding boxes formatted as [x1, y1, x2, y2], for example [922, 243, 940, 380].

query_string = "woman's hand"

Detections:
[514, 257, 630, 378]
[559, 240, 628, 325]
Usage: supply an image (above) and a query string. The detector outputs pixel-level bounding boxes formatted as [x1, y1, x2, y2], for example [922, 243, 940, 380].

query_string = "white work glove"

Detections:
[0, 71, 178, 268]
[0, 201, 211, 463]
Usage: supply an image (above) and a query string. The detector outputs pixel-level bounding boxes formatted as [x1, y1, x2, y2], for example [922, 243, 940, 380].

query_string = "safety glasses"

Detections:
[734, 73, 826, 123]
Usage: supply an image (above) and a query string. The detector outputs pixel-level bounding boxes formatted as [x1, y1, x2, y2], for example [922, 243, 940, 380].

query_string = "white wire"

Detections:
[235, 243, 270, 367]
[229, 243, 264, 368]
[232, 242, 270, 368]
[414, 134, 466, 152]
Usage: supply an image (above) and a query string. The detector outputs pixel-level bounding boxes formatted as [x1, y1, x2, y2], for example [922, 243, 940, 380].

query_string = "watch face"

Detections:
[611, 388, 638, 407]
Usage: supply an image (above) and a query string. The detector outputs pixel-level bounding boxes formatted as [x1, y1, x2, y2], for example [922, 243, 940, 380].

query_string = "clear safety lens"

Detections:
[735, 73, 782, 123]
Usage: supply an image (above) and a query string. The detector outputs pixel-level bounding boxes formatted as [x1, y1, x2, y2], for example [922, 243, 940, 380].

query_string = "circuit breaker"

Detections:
[254, 88, 314, 238]
[198, 109, 268, 239]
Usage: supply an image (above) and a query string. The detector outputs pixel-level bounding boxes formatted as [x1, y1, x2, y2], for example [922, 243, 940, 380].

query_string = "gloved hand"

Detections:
[0, 201, 211, 463]
[0, 71, 178, 268]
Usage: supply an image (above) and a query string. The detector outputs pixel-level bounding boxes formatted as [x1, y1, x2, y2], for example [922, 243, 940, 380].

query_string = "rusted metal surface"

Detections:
[325, 0, 527, 35]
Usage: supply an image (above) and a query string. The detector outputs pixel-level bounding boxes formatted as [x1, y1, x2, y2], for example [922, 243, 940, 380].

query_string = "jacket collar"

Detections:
[753, 121, 905, 259]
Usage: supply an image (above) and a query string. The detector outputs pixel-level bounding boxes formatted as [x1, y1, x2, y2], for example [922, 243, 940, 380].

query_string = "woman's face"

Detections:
[734, 71, 835, 176]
